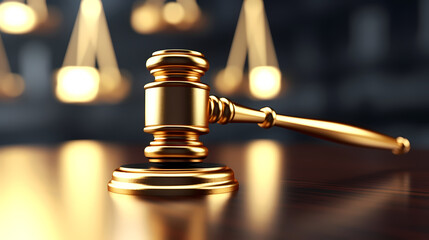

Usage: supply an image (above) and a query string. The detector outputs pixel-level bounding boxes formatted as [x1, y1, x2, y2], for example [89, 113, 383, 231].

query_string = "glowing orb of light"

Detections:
[249, 66, 281, 99]
[0, 73, 25, 98]
[0, 2, 37, 34]
[98, 69, 131, 103]
[55, 66, 100, 103]
[214, 67, 243, 95]
[81, 0, 102, 19]
[162, 2, 185, 25]
[131, 3, 163, 34]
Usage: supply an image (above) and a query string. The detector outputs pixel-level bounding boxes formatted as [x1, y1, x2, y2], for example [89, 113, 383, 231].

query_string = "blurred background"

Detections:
[0, 0, 427, 148]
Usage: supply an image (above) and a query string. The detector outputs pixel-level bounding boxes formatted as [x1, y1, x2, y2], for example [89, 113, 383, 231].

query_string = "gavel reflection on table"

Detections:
[108, 49, 410, 196]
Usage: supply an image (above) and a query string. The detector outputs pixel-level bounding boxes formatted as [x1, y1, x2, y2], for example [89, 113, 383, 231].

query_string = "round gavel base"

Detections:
[108, 162, 239, 196]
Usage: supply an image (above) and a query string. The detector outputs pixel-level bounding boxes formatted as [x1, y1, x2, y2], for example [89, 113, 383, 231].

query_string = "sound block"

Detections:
[108, 162, 239, 196]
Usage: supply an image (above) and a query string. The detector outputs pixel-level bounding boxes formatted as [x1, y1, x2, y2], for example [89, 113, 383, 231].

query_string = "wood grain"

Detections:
[0, 141, 427, 240]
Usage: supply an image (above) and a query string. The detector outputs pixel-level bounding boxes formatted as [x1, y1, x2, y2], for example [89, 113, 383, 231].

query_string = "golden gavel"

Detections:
[108, 49, 410, 196]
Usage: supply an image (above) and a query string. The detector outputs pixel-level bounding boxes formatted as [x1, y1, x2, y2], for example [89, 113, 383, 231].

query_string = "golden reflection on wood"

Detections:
[110, 194, 162, 240]
[58, 140, 126, 240]
[0, 147, 61, 240]
[0, 141, 425, 239]
[110, 193, 233, 240]
[245, 140, 283, 234]
[59, 141, 110, 240]
[206, 192, 231, 225]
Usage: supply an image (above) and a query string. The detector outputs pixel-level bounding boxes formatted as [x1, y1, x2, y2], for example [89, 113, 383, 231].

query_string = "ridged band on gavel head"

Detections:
[144, 49, 211, 162]
[208, 96, 277, 128]
[208, 96, 235, 124]
[146, 49, 209, 82]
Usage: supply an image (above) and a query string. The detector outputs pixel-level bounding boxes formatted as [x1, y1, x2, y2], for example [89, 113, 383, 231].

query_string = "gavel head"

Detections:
[108, 49, 238, 195]
[144, 49, 210, 162]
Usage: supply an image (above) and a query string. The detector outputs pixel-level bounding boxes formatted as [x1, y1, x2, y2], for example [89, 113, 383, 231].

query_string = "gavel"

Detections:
[108, 49, 410, 196]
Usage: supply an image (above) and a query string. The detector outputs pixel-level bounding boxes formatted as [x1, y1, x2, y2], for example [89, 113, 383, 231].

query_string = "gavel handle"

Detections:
[208, 96, 410, 154]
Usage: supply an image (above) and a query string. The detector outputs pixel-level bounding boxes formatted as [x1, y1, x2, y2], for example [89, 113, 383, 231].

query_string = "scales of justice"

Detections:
[108, 49, 410, 196]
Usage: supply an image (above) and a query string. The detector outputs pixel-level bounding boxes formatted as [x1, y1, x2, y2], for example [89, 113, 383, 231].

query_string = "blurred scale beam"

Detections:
[27, 0, 48, 23]
[215, 0, 281, 99]
[214, 3, 247, 95]
[0, 34, 25, 99]
[56, 0, 129, 104]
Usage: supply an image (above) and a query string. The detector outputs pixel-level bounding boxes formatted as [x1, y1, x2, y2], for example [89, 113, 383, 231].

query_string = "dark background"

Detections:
[1, 0, 428, 148]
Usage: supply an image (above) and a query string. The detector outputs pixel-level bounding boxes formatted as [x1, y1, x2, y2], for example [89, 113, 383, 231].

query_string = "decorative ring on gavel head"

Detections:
[208, 96, 235, 124]
[146, 49, 209, 81]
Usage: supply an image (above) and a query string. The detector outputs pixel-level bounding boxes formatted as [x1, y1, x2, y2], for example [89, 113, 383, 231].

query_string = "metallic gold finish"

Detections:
[146, 49, 209, 82]
[109, 49, 238, 196]
[108, 163, 238, 196]
[144, 50, 210, 162]
[108, 49, 410, 196]
[208, 96, 410, 155]
[145, 81, 209, 127]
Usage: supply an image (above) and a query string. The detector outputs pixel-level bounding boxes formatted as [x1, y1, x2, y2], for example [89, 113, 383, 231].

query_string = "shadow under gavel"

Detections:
[108, 49, 410, 196]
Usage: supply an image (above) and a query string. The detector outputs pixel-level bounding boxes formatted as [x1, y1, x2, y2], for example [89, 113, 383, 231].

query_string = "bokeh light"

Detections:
[131, 3, 163, 34]
[214, 67, 243, 95]
[0, 2, 37, 34]
[0, 73, 25, 98]
[81, 0, 102, 20]
[162, 2, 185, 25]
[177, 0, 201, 28]
[55, 66, 100, 103]
[98, 69, 131, 103]
[249, 66, 281, 99]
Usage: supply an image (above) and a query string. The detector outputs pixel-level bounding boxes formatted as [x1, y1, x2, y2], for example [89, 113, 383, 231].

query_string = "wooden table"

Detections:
[0, 140, 427, 240]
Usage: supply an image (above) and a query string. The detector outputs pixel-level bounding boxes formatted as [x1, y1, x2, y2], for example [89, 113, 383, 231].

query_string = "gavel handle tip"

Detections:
[393, 137, 410, 155]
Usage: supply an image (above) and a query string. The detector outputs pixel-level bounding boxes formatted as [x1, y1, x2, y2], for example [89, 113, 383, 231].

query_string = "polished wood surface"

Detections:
[0, 140, 427, 240]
